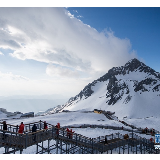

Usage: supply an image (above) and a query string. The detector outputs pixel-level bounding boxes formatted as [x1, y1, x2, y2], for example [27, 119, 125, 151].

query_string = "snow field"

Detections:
[3, 112, 125, 127]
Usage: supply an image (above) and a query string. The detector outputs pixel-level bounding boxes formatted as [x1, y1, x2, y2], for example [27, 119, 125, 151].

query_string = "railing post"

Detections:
[29, 124, 31, 131]
[63, 129, 64, 137]
[140, 139, 142, 154]
[144, 139, 145, 154]
[117, 141, 121, 154]
[92, 138, 94, 153]
[76, 134, 77, 145]
[25, 133, 28, 148]
[136, 141, 137, 154]
[123, 140, 125, 154]
[52, 127, 54, 138]
[128, 139, 129, 154]
[110, 143, 112, 154]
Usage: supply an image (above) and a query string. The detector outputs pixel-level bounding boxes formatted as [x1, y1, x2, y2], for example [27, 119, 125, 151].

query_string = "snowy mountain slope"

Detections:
[35, 105, 64, 116]
[60, 58, 160, 119]
[0, 108, 22, 120]
[0, 111, 7, 120]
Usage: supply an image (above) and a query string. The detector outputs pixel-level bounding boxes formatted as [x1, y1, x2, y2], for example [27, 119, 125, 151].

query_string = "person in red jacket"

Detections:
[66, 128, 70, 138]
[18, 122, 24, 134]
[70, 129, 74, 139]
[44, 121, 48, 129]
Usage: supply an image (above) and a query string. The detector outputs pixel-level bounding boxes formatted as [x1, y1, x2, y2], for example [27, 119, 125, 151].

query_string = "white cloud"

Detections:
[0, 71, 29, 81]
[77, 15, 83, 18]
[0, 7, 136, 81]
[0, 71, 87, 97]
[73, 10, 78, 13]
[46, 64, 80, 78]
[0, 51, 4, 55]
[67, 10, 75, 18]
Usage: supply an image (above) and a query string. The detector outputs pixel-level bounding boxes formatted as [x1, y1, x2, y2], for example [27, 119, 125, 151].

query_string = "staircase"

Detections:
[102, 111, 114, 120]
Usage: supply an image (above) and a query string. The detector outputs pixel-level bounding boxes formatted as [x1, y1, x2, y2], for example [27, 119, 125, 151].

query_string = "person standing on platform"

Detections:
[105, 135, 108, 144]
[44, 121, 48, 129]
[18, 122, 24, 134]
[2, 121, 7, 139]
[32, 124, 37, 142]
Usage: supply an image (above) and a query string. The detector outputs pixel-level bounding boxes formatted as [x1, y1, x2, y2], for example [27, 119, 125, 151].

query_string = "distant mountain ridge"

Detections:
[58, 58, 160, 119]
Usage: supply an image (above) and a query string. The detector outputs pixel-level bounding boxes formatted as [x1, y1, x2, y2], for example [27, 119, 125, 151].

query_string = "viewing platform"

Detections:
[0, 121, 159, 154]
[0, 121, 54, 153]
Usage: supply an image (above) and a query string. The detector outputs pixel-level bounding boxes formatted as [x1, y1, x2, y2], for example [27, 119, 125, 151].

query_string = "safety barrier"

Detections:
[63, 123, 159, 136]
[0, 120, 53, 133]
[0, 121, 54, 150]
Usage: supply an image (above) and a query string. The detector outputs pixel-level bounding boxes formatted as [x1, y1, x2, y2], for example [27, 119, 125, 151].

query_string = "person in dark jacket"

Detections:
[105, 135, 108, 144]
[32, 124, 37, 141]
[32, 124, 37, 132]
[3, 121, 7, 139]
[3, 121, 7, 130]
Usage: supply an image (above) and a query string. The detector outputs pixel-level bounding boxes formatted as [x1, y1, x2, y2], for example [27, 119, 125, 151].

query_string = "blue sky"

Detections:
[0, 4, 160, 98]
[67, 7, 160, 71]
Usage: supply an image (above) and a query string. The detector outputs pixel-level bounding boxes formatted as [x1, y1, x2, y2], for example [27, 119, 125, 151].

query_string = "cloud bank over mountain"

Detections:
[0, 8, 136, 79]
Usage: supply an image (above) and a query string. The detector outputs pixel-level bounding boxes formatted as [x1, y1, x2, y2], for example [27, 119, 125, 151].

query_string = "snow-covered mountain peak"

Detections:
[103, 58, 159, 79]
[59, 58, 160, 119]
[124, 58, 144, 68]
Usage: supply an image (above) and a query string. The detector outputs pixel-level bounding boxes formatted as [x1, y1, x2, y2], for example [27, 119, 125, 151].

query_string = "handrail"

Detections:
[0, 120, 53, 133]
[0, 128, 23, 135]
[63, 124, 158, 136]
[27, 127, 53, 136]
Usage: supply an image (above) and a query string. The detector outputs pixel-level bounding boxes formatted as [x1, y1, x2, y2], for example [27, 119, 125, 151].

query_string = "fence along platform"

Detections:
[0, 121, 159, 154]
[0, 121, 54, 151]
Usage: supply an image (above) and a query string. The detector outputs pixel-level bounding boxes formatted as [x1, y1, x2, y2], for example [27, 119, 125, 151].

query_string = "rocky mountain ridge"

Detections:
[59, 58, 160, 119]
[63, 58, 160, 105]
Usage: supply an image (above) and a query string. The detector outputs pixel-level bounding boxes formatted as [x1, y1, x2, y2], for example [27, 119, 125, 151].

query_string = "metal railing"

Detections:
[0, 122, 159, 154]
[0, 121, 54, 149]
[63, 123, 159, 136]
[0, 120, 53, 133]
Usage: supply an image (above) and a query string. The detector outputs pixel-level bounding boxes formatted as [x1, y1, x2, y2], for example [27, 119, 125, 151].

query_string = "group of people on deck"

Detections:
[2, 121, 62, 134]
[2, 121, 25, 139]
[66, 128, 75, 139]
[142, 127, 155, 135]
[2, 121, 75, 141]
[1, 121, 49, 142]
[2, 121, 48, 138]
